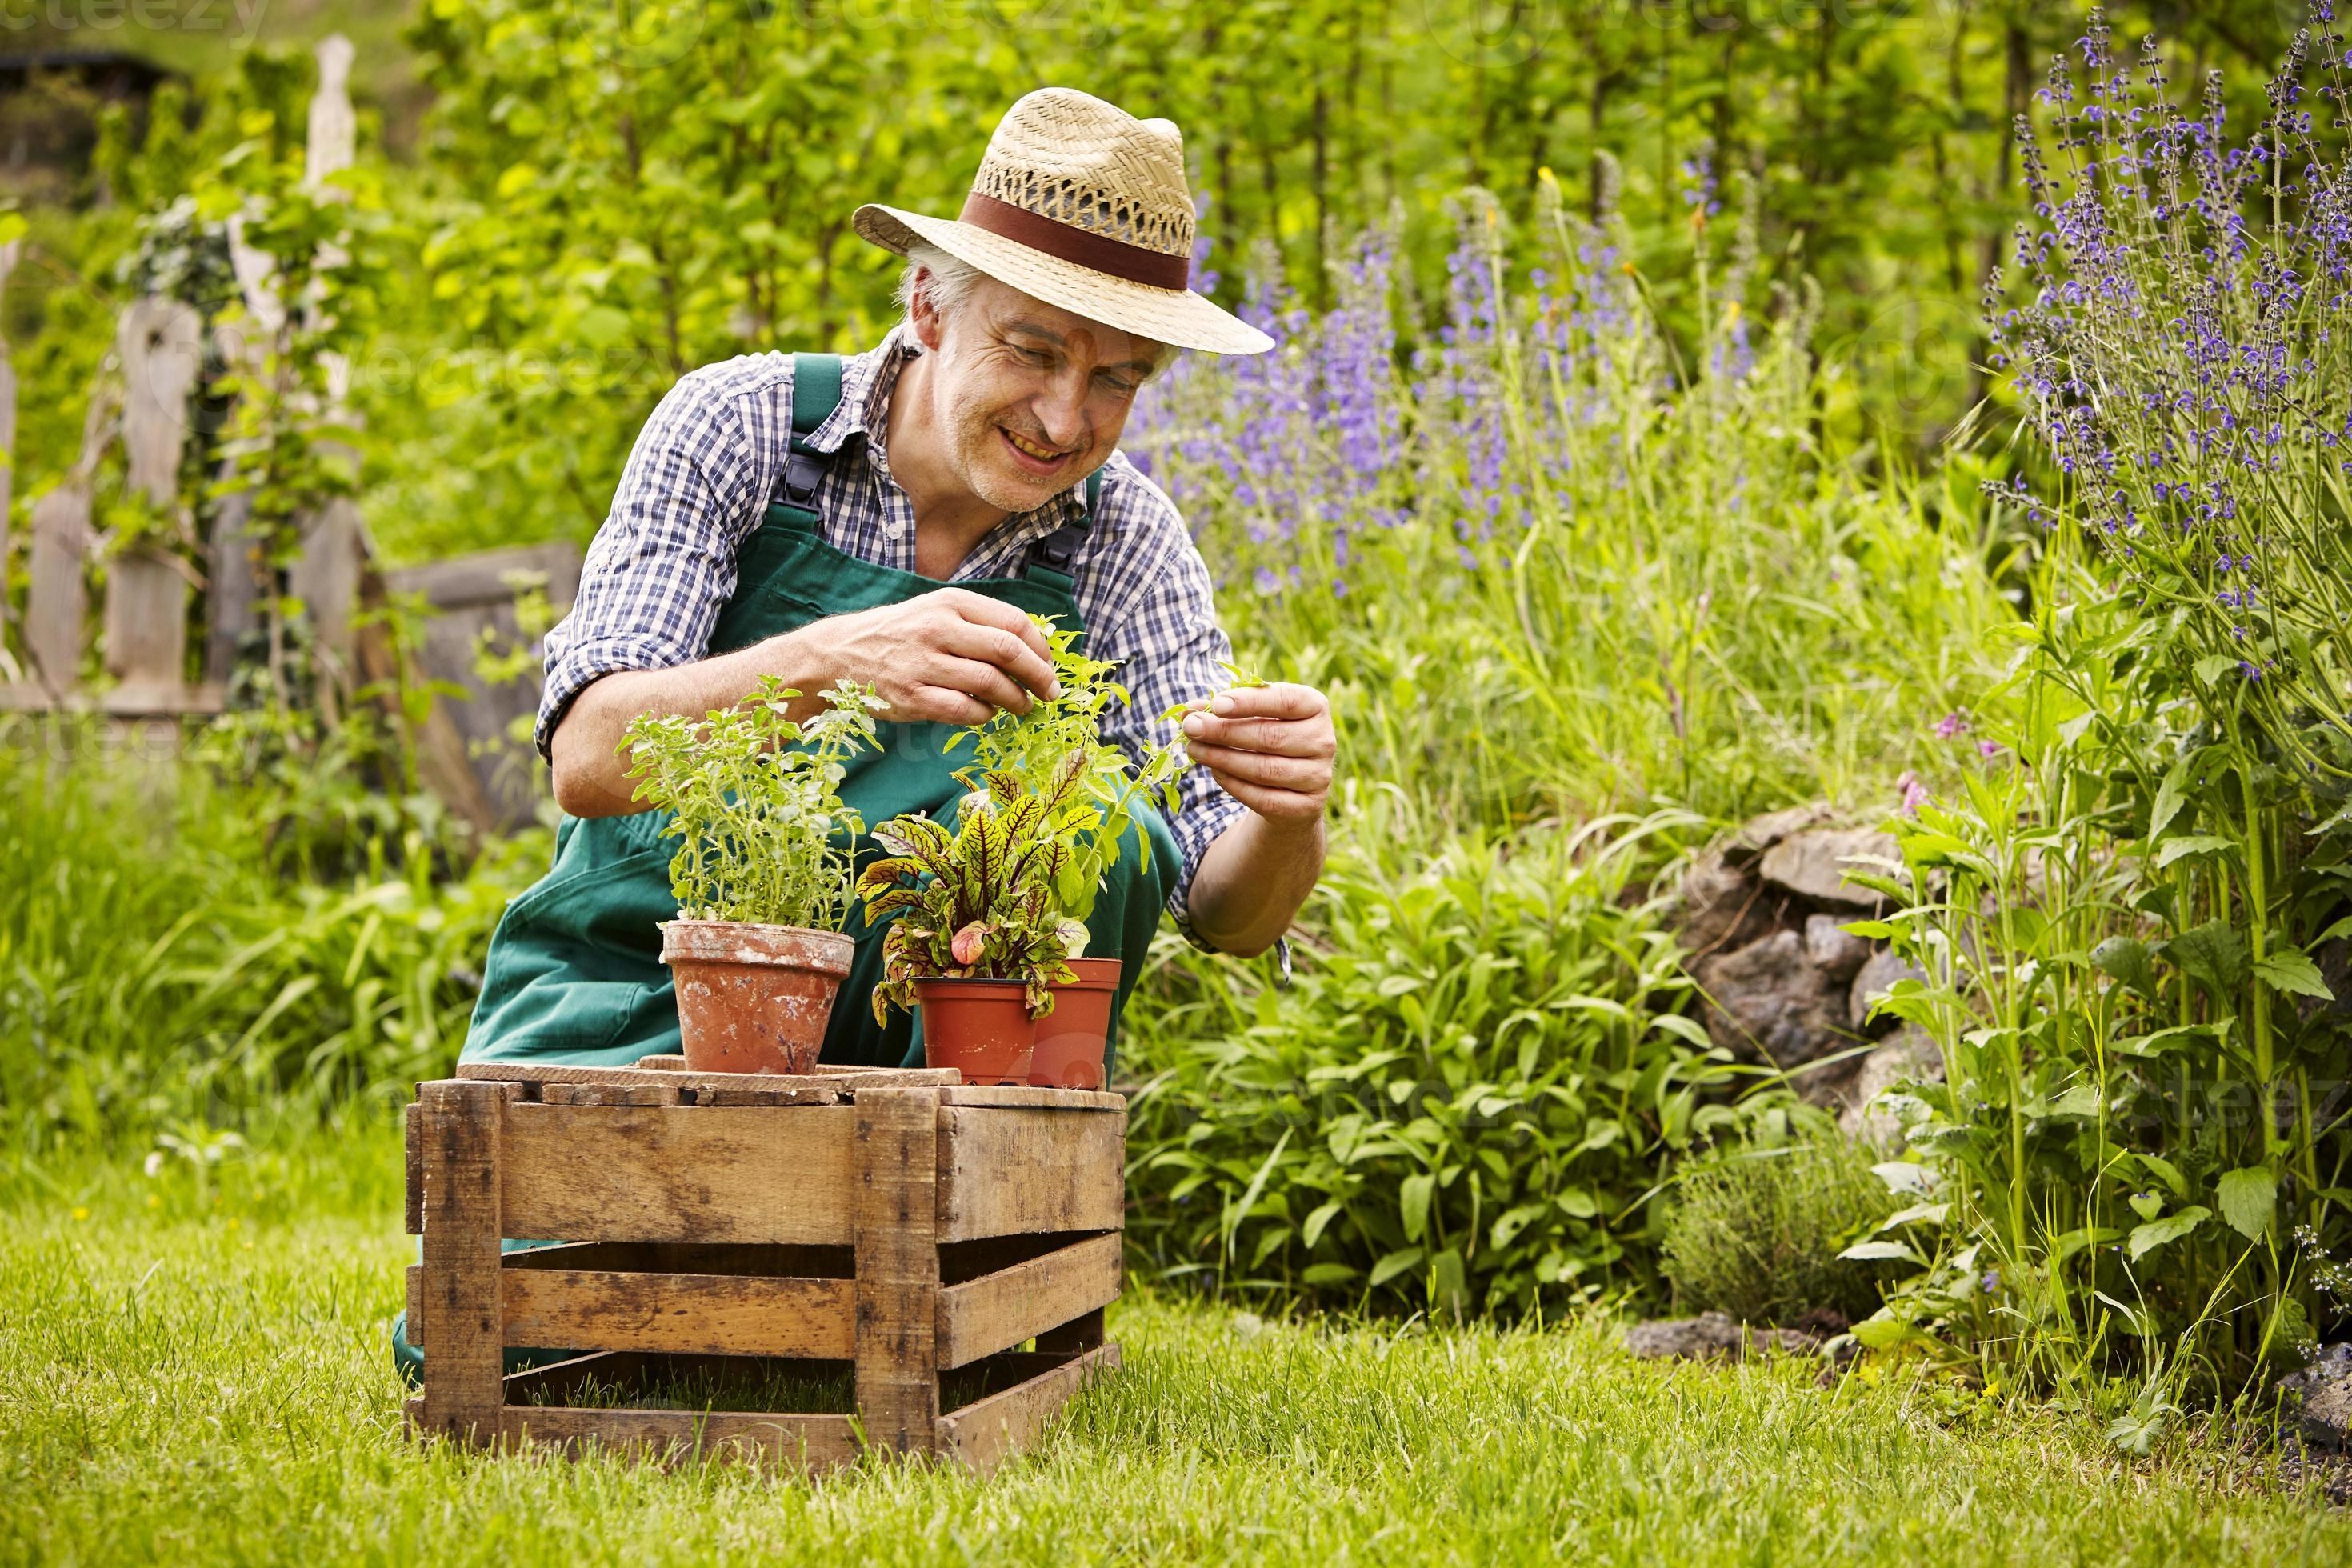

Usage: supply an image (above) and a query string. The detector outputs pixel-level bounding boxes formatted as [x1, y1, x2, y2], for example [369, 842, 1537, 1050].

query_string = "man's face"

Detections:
[909, 273, 1165, 515]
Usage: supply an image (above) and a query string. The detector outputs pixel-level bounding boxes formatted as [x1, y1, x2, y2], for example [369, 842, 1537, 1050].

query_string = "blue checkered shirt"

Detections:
[537, 324, 1246, 943]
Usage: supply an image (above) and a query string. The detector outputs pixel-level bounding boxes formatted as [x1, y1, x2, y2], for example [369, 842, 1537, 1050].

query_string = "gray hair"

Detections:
[896, 241, 1177, 383]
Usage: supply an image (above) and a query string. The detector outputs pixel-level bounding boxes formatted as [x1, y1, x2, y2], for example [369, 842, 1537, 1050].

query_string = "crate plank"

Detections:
[403, 1101, 422, 1235]
[935, 1232, 1122, 1370]
[502, 1270, 854, 1359]
[935, 1086, 1125, 1110]
[852, 1086, 940, 1454]
[418, 1081, 506, 1440]
[934, 1342, 1122, 1474]
[497, 1405, 861, 1470]
[406, 1266, 856, 1360]
[500, 1241, 854, 1279]
[935, 1106, 1127, 1242]
[500, 1103, 854, 1247]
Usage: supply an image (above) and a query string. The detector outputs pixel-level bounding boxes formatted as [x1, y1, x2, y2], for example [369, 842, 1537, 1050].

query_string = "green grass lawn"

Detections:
[2, 1126, 2345, 1566]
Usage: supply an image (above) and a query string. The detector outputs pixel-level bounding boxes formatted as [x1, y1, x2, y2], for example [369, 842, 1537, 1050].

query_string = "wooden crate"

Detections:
[402, 1060, 1126, 1474]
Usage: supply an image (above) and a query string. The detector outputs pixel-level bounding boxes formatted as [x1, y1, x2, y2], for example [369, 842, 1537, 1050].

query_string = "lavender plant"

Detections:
[1854, 6, 2352, 1408]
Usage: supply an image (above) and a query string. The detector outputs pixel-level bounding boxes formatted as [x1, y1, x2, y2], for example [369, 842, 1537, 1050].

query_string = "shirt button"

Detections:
[883, 518, 903, 537]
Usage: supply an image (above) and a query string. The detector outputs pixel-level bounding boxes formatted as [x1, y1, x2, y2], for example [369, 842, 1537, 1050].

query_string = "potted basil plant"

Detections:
[622, 676, 884, 1074]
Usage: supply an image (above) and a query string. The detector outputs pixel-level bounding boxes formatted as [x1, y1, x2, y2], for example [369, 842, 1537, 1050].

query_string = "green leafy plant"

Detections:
[1659, 1125, 1901, 1326]
[946, 615, 1192, 928]
[620, 677, 882, 930]
[858, 757, 1093, 1021]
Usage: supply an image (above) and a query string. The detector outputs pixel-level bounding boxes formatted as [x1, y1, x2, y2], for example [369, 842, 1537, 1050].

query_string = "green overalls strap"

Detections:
[457, 352, 1180, 1074]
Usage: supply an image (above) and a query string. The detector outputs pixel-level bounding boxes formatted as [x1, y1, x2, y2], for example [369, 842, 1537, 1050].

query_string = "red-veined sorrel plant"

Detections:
[1855, 6, 2352, 1412]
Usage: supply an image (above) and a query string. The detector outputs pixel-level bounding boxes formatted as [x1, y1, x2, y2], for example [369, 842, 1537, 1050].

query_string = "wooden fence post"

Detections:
[105, 297, 203, 703]
[22, 486, 90, 696]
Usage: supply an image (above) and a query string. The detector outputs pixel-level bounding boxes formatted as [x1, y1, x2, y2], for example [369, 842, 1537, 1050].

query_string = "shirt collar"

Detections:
[803, 323, 1089, 538]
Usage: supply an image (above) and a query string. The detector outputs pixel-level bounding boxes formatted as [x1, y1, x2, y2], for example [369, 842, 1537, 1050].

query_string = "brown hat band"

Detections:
[956, 190, 1190, 292]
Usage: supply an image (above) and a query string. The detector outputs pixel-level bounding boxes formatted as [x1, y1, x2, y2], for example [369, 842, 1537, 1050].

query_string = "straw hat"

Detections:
[854, 88, 1273, 357]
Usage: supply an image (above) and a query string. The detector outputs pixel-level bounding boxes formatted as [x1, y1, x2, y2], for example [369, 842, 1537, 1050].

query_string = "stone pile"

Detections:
[1675, 805, 1942, 1142]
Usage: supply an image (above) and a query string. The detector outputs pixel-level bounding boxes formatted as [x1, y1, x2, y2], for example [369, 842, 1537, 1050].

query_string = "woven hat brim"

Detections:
[855, 203, 1273, 357]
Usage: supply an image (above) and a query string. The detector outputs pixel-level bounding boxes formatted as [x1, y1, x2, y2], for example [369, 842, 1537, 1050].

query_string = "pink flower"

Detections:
[1978, 739, 2003, 759]
[1896, 770, 1930, 818]
[950, 922, 989, 966]
[1934, 710, 1969, 739]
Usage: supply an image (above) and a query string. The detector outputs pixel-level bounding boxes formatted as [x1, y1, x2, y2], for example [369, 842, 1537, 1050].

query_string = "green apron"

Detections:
[395, 353, 1178, 1384]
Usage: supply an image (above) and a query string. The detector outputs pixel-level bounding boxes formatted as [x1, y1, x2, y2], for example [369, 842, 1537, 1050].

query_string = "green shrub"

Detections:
[1124, 797, 1782, 1316]
[1660, 1127, 1899, 1326]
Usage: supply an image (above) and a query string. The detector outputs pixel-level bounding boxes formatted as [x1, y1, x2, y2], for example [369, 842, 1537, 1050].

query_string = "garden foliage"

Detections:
[1660, 1126, 1900, 1326]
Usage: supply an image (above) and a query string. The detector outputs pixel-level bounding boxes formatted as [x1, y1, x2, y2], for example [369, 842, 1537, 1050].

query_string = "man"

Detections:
[458, 86, 1337, 1073]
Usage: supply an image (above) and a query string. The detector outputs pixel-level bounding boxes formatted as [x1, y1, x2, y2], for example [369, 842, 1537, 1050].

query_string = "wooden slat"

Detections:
[497, 1405, 861, 1470]
[935, 1342, 1121, 1474]
[935, 1232, 1122, 1370]
[935, 1085, 1125, 1110]
[935, 1106, 1127, 1242]
[852, 1086, 940, 1454]
[502, 1270, 854, 1359]
[0, 682, 224, 716]
[418, 1080, 506, 1441]
[23, 485, 90, 695]
[541, 1082, 680, 1107]
[405, 1265, 855, 1359]
[499, 1102, 855, 1247]
[458, 1061, 838, 1103]
[403, 1101, 422, 1234]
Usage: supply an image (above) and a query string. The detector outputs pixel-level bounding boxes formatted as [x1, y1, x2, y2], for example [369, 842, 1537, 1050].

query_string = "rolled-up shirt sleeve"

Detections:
[534, 368, 769, 758]
[1093, 531, 1249, 950]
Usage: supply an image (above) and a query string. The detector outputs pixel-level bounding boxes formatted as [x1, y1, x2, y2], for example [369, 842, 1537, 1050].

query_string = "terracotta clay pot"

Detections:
[1031, 957, 1120, 1090]
[660, 919, 854, 1074]
[917, 977, 1035, 1085]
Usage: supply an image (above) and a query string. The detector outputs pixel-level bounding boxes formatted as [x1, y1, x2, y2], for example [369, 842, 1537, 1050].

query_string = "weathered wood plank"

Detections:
[498, 1102, 855, 1247]
[934, 1342, 1121, 1475]
[23, 484, 91, 695]
[935, 1106, 1127, 1242]
[935, 1232, 1122, 1370]
[541, 1082, 681, 1107]
[852, 1086, 940, 1454]
[418, 1080, 506, 1441]
[497, 1405, 861, 1470]
[403, 1100, 422, 1234]
[934, 1085, 1125, 1110]
[458, 1060, 841, 1103]
[501, 1270, 854, 1360]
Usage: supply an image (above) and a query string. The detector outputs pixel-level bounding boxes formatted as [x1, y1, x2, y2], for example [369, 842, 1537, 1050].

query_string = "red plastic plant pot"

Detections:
[916, 977, 1037, 1085]
[660, 919, 854, 1074]
[1031, 956, 1120, 1090]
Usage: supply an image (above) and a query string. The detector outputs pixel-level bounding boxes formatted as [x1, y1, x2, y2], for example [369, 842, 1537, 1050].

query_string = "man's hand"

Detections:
[809, 588, 1060, 726]
[1178, 682, 1335, 825]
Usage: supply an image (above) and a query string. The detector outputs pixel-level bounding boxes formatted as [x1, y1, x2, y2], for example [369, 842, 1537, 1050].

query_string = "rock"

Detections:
[1677, 850, 1789, 959]
[2280, 1343, 2352, 1451]
[1837, 1025, 1945, 1147]
[1849, 948, 1927, 1032]
[1803, 913, 1871, 981]
[1758, 827, 1901, 910]
[1625, 1310, 1822, 1361]
[1693, 929, 1854, 1071]
[1723, 804, 1837, 869]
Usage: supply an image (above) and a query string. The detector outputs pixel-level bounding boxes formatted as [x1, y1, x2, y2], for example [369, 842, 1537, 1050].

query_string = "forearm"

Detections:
[1184, 811, 1326, 958]
[548, 627, 832, 818]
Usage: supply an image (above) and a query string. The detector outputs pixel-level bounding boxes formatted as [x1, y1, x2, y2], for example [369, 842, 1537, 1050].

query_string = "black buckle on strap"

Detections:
[1030, 521, 1086, 576]
[781, 450, 826, 509]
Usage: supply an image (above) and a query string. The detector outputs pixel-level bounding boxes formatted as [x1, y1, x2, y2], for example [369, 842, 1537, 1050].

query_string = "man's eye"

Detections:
[1012, 344, 1052, 366]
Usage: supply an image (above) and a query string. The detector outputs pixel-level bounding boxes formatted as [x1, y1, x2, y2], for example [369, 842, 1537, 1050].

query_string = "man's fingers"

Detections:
[936, 618, 1058, 700]
[1207, 681, 1327, 722]
[927, 654, 1040, 718]
[938, 590, 1057, 666]
[1180, 713, 1335, 757]
[1205, 769, 1326, 822]
[1184, 741, 1330, 793]
[906, 684, 997, 728]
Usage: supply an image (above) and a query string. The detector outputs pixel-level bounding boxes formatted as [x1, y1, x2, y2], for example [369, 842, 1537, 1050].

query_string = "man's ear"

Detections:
[910, 270, 948, 352]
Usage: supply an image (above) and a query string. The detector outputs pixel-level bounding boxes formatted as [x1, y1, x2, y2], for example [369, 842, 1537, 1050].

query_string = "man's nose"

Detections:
[1034, 371, 1091, 448]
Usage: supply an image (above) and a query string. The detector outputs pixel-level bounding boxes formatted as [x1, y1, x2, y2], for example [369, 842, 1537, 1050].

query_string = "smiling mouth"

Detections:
[1001, 427, 1077, 473]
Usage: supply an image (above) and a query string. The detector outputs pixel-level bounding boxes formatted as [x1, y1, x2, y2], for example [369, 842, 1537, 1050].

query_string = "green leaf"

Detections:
[2138, 1151, 2189, 1199]
[1838, 1239, 1925, 1263]
[1300, 1262, 1360, 1286]
[1399, 1171, 1434, 1243]
[1650, 1013, 1713, 1049]
[2149, 757, 2190, 838]
[2155, 834, 2234, 869]
[2126, 1206, 2207, 1261]
[2090, 936, 2161, 1001]
[2193, 653, 2238, 686]
[1367, 1247, 1425, 1288]
[2045, 1083, 2105, 1119]
[2165, 920, 2248, 997]
[2254, 949, 2334, 1001]
[2215, 1166, 2276, 1240]
[1553, 1186, 1598, 1219]
[1301, 1199, 1344, 1251]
